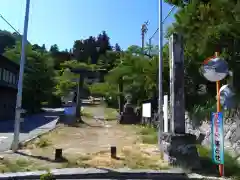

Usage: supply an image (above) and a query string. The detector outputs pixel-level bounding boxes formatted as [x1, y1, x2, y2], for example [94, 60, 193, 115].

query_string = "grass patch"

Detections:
[80, 110, 93, 118]
[0, 123, 168, 173]
[104, 107, 118, 120]
[62, 154, 92, 168]
[35, 137, 52, 148]
[81, 106, 118, 120]
[134, 125, 158, 144]
[121, 146, 167, 170]
[0, 158, 36, 173]
[21, 136, 52, 149]
[63, 146, 168, 170]
[0, 147, 168, 173]
[197, 145, 240, 177]
[134, 125, 240, 177]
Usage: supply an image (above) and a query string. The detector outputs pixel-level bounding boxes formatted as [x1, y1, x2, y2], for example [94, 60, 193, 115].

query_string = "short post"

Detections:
[110, 146, 117, 159]
[55, 148, 63, 161]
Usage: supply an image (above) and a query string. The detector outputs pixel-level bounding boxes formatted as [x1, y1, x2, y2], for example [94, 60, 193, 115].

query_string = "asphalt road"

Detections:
[0, 110, 61, 152]
[0, 101, 97, 152]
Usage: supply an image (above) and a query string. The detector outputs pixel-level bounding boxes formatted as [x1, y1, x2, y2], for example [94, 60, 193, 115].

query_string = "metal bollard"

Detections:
[110, 146, 117, 159]
[55, 148, 63, 161]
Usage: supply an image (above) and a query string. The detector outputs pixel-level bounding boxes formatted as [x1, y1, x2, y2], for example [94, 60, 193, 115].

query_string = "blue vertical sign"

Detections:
[211, 112, 224, 164]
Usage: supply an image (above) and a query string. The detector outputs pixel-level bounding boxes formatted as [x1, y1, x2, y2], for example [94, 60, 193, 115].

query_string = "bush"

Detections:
[35, 137, 52, 148]
[197, 145, 240, 177]
[137, 126, 158, 144]
[40, 171, 55, 180]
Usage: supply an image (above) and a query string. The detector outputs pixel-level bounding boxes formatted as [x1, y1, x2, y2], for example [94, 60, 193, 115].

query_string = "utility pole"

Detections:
[158, 0, 164, 150]
[11, 0, 31, 152]
[141, 21, 149, 54]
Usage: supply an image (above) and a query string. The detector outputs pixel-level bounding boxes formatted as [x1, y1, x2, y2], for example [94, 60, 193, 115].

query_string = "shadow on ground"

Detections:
[15, 151, 68, 163]
[79, 167, 191, 180]
[81, 102, 100, 106]
[59, 117, 105, 129]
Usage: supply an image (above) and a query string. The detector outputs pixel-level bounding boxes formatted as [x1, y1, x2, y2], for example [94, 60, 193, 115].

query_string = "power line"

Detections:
[149, 5, 176, 40]
[0, 13, 21, 35]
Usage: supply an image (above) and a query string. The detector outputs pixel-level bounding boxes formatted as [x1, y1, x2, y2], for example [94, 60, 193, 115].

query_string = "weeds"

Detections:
[0, 158, 33, 173]
[81, 106, 118, 120]
[35, 137, 52, 148]
[40, 171, 55, 180]
[197, 145, 240, 177]
[135, 126, 158, 144]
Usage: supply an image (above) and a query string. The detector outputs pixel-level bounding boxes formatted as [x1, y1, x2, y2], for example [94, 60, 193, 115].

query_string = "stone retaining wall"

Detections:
[185, 114, 240, 160]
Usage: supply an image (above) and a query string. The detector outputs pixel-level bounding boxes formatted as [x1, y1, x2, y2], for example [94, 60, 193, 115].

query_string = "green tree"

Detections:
[165, 0, 240, 117]
[0, 30, 18, 54]
[55, 60, 98, 97]
[54, 68, 77, 97]
[4, 41, 58, 112]
[49, 44, 59, 53]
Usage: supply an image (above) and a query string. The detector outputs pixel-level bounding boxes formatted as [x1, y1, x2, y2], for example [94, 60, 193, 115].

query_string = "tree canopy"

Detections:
[165, 0, 240, 117]
[1, 0, 239, 121]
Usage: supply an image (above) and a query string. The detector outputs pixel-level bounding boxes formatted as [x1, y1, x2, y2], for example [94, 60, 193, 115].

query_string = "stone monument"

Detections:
[161, 33, 201, 170]
[119, 94, 140, 124]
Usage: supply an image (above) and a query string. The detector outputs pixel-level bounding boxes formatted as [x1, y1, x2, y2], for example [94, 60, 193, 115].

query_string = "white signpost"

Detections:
[142, 103, 151, 118]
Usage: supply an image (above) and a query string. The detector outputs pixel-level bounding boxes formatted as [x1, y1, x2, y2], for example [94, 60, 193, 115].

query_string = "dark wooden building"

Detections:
[0, 55, 19, 120]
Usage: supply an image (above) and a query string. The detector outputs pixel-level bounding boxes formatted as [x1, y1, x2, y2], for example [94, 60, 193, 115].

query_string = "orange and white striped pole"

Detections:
[215, 52, 224, 177]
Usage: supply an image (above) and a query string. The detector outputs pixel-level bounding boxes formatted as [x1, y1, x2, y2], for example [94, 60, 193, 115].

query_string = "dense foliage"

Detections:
[0, 30, 118, 112]
[166, 0, 240, 118]
[1, 0, 240, 120]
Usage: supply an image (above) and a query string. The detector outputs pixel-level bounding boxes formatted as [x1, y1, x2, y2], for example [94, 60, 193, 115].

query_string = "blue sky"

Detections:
[0, 0, 176, 51]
